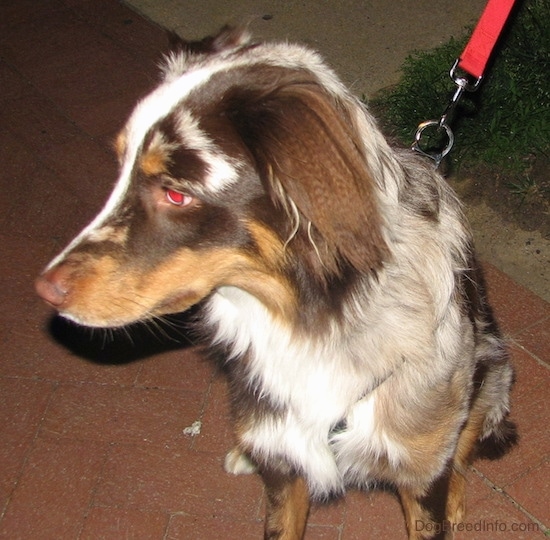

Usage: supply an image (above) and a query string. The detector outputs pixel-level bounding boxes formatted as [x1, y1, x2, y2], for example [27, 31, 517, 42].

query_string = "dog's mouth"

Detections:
[51, 290, 199, 329]
[60, 287, 207, 329]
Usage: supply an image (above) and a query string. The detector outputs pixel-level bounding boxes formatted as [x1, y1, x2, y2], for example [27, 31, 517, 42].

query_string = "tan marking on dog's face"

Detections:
[114, 131, 127, 163]
[245, 219, 287, 269]
[56, 241, 296, 328]
[86, 225, 129, 244]
[139, 131, 173, 177]
[140, 147, 169, 176]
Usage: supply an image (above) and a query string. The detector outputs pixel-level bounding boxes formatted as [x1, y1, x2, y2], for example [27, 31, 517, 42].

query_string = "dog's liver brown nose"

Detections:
[35, 267, 69, 307]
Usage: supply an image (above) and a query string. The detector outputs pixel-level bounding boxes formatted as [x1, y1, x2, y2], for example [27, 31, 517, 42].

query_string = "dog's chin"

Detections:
[56, 297, 193, 330]
[55, 289, 206, 329]
[58, 310, 136, 329]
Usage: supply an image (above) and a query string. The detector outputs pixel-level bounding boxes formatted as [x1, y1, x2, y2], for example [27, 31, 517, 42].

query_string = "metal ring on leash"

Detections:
[412, 120, 454, 168]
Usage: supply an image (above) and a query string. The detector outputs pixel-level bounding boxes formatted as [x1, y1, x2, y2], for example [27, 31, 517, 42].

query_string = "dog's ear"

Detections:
[232, 83, 388, 274]
[162, 26, 252, 82]
[167, 25, 251, 56]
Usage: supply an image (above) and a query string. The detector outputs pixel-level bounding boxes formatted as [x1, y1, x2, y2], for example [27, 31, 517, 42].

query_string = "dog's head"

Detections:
[35, 27, 388, 328]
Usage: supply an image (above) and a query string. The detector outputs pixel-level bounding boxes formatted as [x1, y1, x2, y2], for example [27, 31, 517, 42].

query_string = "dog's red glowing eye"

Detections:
[165, 189, 192, 206]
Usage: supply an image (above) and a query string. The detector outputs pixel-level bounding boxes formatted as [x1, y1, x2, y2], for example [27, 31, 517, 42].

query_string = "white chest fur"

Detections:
[205, 286, 410, 498]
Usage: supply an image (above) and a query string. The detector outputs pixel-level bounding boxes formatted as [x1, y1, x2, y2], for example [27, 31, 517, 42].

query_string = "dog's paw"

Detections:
[224, 447, 258, 475]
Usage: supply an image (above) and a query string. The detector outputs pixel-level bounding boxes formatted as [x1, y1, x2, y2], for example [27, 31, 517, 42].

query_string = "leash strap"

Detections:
[412, 0, 517, 166]
[458, 0, 516, 79]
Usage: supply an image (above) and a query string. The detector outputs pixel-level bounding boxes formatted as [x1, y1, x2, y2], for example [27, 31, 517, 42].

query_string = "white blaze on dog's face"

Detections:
[36, 103, 289, 324]
[35, 27, 387, 328]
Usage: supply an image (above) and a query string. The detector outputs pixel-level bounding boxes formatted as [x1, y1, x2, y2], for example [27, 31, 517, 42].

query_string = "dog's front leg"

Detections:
[261, 468, 310, 540]
[398, 470, 454, 540]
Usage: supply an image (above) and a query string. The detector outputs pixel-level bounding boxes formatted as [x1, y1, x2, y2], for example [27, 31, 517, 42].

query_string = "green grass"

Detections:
[372, 0, 550, 189]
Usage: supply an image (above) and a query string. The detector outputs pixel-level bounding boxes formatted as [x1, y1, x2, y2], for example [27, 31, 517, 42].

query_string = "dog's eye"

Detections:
[165, 189, 193, 207]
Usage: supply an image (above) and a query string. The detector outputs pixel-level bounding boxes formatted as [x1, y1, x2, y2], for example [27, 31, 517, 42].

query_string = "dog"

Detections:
[36, 27, 515, 540]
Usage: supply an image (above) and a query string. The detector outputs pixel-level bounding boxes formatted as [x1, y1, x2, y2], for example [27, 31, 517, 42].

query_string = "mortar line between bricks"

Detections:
[506, 315, 550, 339]
[512, 314, 550, 337]
[75, 440, 114, 540]
[0, 379, 59, 523]
[508, 337, 550, 371]
[470, 465, 549, 534]
[188, 368, 217, 451]
[163, 510, 192, 540]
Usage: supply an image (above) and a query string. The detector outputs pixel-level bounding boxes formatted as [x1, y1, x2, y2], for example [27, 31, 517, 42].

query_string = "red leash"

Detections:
[412, 0, 517, 166]
[458, 0, 516, 80]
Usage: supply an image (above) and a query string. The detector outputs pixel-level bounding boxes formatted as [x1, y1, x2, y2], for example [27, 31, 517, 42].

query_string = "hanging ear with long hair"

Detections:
[232, 81, 389, 275]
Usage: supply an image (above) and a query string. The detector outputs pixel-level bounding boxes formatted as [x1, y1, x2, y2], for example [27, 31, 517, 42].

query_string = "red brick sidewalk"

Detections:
[1, 1, 548, 538]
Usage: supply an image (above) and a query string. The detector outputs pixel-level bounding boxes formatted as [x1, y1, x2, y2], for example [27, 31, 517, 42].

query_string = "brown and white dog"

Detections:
[36, 27, 515, 540]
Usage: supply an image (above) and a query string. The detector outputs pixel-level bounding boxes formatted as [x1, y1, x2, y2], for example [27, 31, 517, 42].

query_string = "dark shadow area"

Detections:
[47, 307, 200, 365]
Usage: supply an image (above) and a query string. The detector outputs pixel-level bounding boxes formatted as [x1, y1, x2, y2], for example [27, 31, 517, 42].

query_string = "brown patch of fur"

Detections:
[268, 86, 388, 274]
[230, 80, 388, 275]
[262, 471, 310, 540]
[245, 219, 287, 270]
[372, 373, 470, 487]
[445, 406, 497, 526]
[446, 470, 467, 527]
[140, 148, 169, 176]
[396, 382, 503, 535]
[140, 131, 174, 176]
[55, 255, 135, 326]
[399, 485, 439, 540]
[399, 472, 456, 540]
